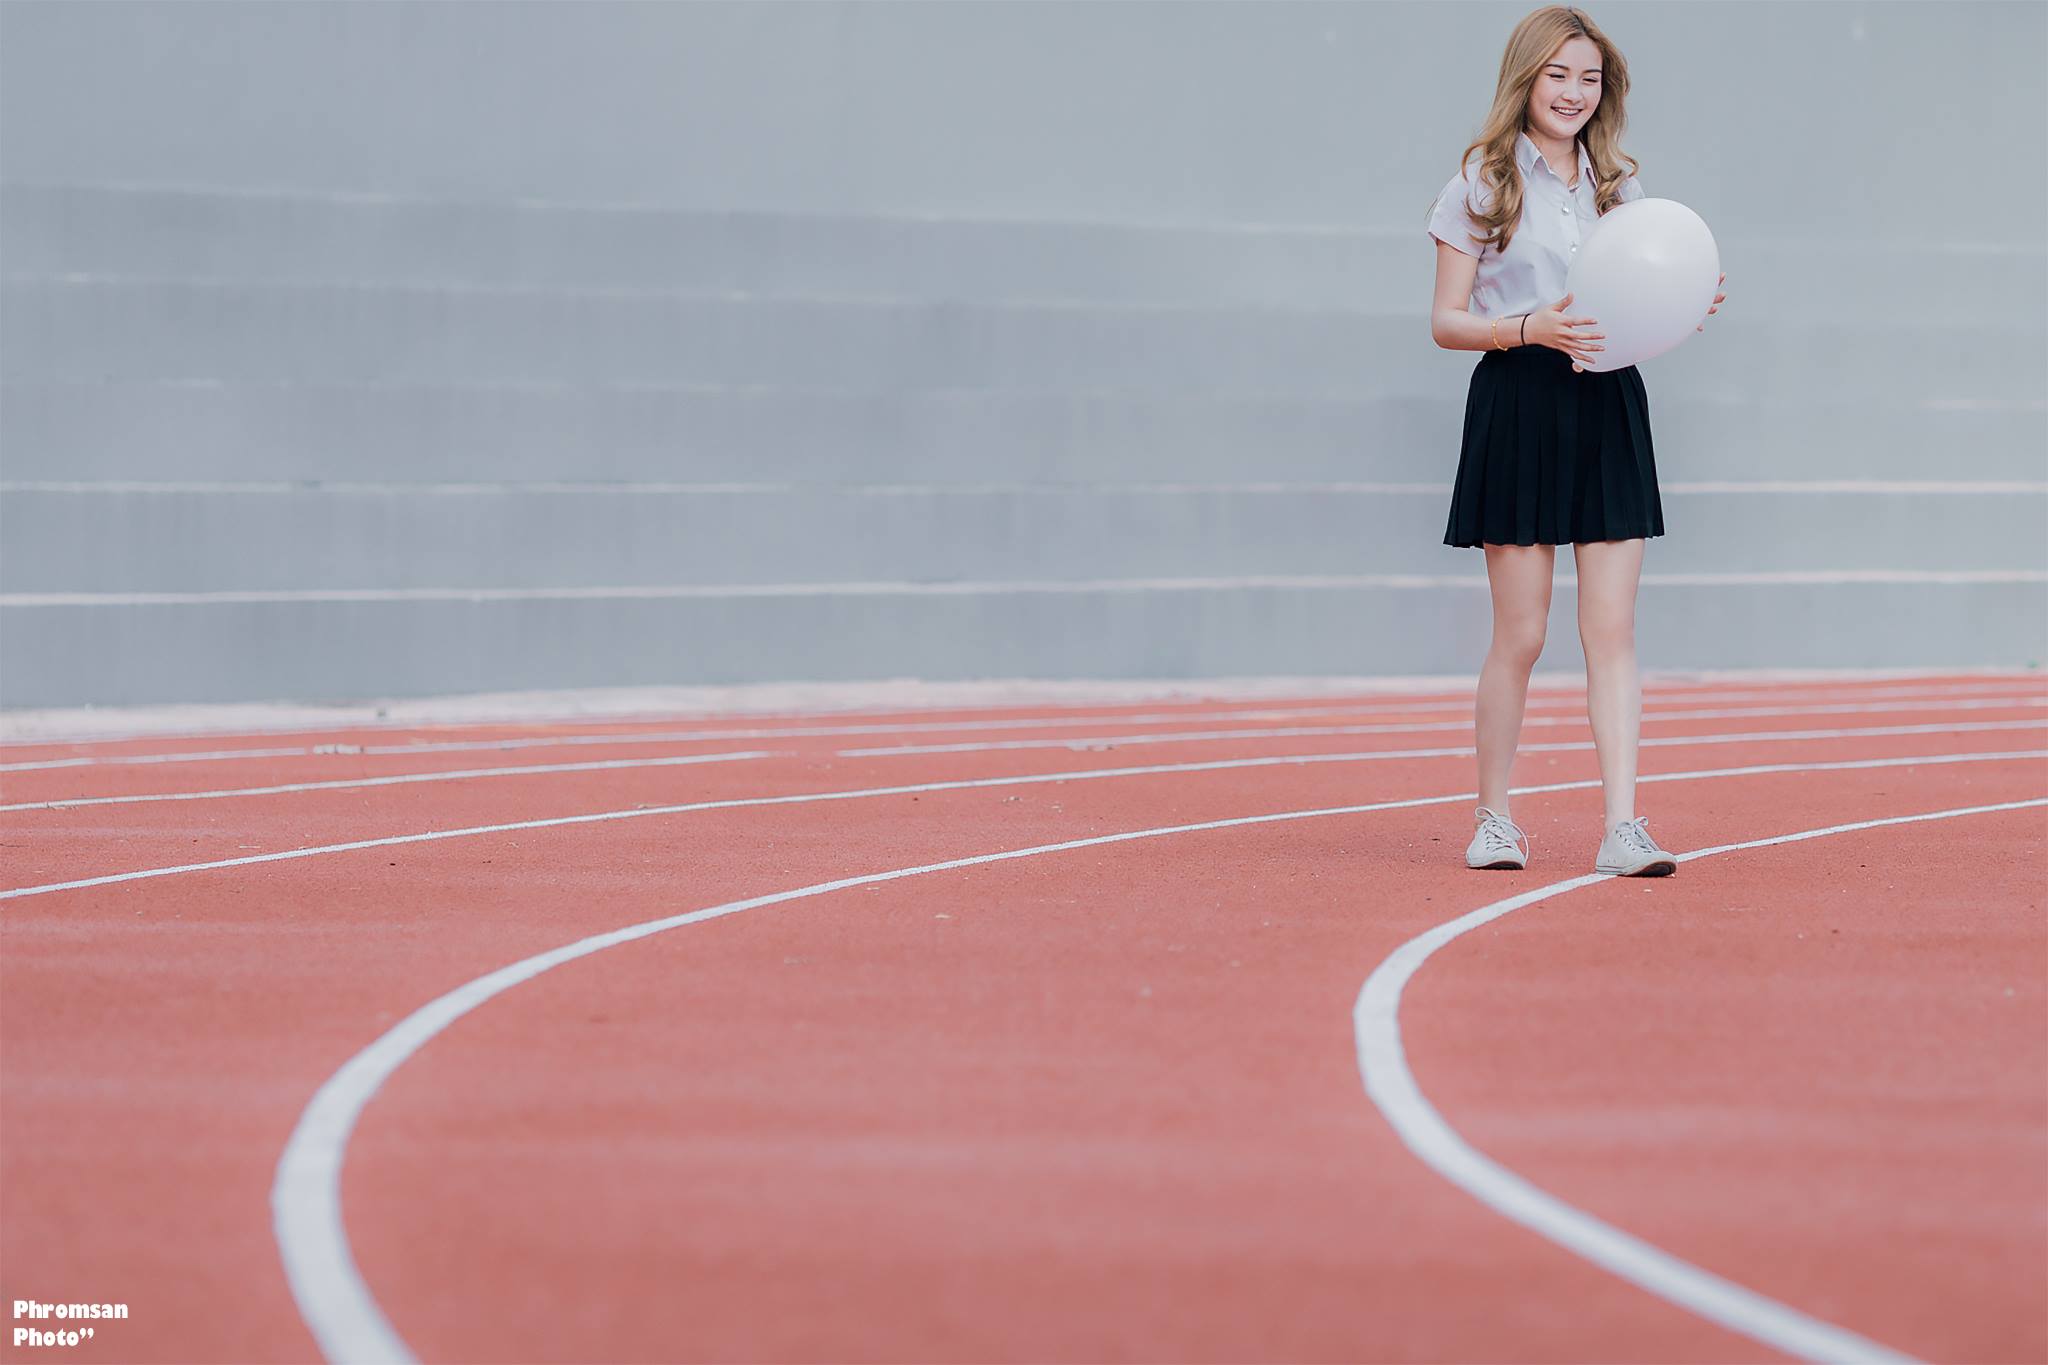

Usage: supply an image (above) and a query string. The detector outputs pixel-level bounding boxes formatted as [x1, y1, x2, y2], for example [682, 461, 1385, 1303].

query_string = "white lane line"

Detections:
[13, 672, 2031, 748]
[6, 723, 2043, 899]
[0, 700, 1435, 772]
[0, 699, 1512, 773]
[270, 753, 2047, 1364]
[843, 702, 2048, 757]
[0, 697, 1604, 773]
[0, 676, 1503, 747]
[8, 680, 2037, 764]
[1, 575, 1496, 607]
[7, 715, 2043, 816]
[7, 568, 2044, 607]
[0, 750, 772, 813]
[8, 684, 2042, 774]
[1353, 797, 2048, 1364]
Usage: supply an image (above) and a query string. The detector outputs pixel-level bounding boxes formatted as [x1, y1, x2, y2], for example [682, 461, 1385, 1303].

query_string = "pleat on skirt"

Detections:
[1442, 342, 1665, 548]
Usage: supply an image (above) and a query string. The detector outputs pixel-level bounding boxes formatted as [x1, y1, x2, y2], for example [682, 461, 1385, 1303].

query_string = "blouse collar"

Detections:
[1516, 130, 1593, 187]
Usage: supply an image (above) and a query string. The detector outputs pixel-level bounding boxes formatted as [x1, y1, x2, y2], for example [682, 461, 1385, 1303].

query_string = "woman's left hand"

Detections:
[1697, 272, 1727, 331]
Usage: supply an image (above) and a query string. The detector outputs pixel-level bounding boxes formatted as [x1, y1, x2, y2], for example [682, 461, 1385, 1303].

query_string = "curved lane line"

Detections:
[1353, 797, 2048, 1365]
[271, 754, 2045, 1363]
[8, 741, 2043, 902]
[8, 703, 2039, 810]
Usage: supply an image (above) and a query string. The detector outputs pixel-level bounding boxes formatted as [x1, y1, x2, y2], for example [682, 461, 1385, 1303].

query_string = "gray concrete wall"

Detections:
[3, 0, 2044, 707]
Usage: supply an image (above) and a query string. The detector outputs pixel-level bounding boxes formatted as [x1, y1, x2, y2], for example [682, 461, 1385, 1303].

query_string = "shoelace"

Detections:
[1614, 815, 1659, 855]
[1475, 808, 1531, 860]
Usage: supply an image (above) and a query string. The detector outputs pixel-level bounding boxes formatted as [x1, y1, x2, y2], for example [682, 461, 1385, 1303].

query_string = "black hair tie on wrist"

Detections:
[1520, 314, 1529, 346]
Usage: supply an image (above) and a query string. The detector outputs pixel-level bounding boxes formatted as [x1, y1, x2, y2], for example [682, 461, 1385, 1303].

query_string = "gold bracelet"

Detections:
[1492, 317, 1504, 350]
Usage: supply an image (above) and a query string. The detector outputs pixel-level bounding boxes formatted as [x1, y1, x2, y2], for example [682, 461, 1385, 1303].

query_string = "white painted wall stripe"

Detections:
[6, 375, 2045, 414]
[267, 753, 2046, 1363]
[9, 715, 2041, 815]
[1354, 796, 2048, 1363]
[6, 569, 2044, 607]
[14, 181, 2048, 259]
[6, 479, 2042, 496]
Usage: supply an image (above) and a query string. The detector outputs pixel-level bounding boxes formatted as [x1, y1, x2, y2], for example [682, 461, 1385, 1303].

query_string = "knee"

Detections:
[1579, 613, 1636, 656]
[1491, 620, 1548, 668]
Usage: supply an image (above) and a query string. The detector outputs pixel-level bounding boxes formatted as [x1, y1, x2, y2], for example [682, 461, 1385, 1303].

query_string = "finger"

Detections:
[1576, 331, 1606, 340]
[1557, 292, 1574, 309]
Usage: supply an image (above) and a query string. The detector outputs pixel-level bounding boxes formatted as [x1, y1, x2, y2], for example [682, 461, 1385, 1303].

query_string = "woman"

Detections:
[1424, 4, 1726, 876]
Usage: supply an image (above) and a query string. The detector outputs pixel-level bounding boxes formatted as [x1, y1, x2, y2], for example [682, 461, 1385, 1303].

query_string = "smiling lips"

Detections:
[1553, 106, 1583, 118]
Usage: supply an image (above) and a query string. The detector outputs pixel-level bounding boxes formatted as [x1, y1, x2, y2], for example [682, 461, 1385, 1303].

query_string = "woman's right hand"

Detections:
[1525, 292, 1604, 371]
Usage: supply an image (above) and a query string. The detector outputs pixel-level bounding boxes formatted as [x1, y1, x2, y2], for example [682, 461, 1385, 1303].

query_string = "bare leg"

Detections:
[1476, 543, 1557, 817]
[1574, 537, 1647, 829]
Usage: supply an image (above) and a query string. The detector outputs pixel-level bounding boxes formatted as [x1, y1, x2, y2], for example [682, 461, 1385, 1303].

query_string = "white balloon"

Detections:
[1563, 198, 1720, 373]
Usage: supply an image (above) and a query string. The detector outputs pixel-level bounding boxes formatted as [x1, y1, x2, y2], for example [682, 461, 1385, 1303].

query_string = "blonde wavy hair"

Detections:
[1436, 5, 1640, 256]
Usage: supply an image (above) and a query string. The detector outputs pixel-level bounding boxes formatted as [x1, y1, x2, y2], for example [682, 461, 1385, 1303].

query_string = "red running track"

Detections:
[2, 673, 2044, 1363]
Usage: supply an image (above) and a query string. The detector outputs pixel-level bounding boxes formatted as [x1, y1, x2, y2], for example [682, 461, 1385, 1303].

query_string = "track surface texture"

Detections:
[3, 672, 2044, 1364]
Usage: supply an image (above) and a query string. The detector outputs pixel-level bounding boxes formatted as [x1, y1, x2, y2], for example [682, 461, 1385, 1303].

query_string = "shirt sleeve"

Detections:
[1620, 173, 1645, 203]
[1426, 167, 1488, 257]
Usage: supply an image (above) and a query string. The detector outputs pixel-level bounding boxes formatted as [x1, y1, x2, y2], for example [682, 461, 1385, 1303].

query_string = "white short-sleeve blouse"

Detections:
[1428, 131, 1644, 320]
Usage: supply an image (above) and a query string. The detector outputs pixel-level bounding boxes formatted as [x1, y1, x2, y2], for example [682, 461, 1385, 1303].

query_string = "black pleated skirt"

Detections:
[1442, 343, 1665, 548]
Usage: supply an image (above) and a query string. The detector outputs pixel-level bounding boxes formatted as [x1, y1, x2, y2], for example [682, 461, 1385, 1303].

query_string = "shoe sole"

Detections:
[1467, 858, 1527, 871]
[1595, 858, 1678, 877]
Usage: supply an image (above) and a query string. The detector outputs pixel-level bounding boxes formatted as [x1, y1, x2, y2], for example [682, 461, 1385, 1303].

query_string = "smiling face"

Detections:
[1525, 34, 1603, 141]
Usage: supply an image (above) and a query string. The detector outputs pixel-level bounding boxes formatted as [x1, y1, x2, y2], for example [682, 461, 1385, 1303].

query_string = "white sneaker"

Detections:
[1465, 805, 1530, 870]
[1595, 815, 1679, 877]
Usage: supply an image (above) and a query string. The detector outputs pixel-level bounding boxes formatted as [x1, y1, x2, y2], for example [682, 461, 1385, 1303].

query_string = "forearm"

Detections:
[1432, 308, 1532, 352]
